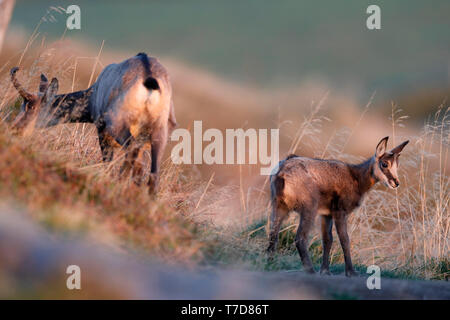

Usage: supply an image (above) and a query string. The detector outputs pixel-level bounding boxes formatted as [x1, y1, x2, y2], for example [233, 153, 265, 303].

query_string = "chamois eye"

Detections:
[381, 161, 388, 168]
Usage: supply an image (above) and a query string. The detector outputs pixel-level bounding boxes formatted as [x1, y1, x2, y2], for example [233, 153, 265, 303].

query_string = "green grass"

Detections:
[328, 291, 359, 300]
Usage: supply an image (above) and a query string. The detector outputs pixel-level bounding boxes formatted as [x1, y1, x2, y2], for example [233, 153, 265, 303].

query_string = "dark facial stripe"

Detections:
[380, 162, 395, 181]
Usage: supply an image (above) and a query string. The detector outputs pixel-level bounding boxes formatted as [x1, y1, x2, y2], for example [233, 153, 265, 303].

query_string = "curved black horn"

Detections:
[10, 67, 34, 101]
[39, 73, 49, 95]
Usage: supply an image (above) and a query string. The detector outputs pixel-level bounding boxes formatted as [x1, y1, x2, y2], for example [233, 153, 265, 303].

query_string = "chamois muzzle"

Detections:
[390, 179, 400, 189]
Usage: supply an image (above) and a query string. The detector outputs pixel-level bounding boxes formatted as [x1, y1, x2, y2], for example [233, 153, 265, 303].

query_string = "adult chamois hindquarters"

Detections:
[10, 53, 176, 193]
[267, 137, 409, 276]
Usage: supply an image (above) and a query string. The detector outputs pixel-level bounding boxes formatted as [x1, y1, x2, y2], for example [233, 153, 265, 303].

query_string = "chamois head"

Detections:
[10, 67, 59, 130]
[373, 136, 409, 189]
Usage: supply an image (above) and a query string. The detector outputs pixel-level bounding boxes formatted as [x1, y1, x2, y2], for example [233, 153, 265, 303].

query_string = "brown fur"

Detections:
[267, 137, 409, 276]
[9, 53, 176, 194]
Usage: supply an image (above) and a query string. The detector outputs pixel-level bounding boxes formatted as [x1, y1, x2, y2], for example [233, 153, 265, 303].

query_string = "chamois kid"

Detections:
[267, 136, 409, 276]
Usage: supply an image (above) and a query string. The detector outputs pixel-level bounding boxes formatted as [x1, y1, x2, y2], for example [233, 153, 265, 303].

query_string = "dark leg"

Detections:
[120, 142, 141, 183]
[97, 129, 114, 162]
[148, 126, 168, 193]
[295, 210, 315, 274]
[111, 129, 142, 182]
[120, 140, 151, 186]
[334, 214, 358, 277]
[131, 142, 151, 184]
[320, 215, 333, 275]
[96, 121, 132, 163]
[267, 202, 288, 256]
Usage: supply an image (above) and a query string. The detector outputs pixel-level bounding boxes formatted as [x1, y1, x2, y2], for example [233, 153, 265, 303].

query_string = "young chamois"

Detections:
[267, 137, 409, 276]
[9, 53, 176, 193]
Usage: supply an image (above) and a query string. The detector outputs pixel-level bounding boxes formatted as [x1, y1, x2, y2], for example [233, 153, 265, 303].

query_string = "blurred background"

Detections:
[8, 0, 450, 119]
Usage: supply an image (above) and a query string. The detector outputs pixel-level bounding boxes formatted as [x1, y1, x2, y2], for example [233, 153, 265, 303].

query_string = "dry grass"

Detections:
[0, 36, 448, 282]
[0, 123, 206, 262]
[207, 104, 449, 280]
[341, 104, 449, 279]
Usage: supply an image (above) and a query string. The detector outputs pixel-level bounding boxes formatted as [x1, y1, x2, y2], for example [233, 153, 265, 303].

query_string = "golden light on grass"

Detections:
[0, 34, 448, 281]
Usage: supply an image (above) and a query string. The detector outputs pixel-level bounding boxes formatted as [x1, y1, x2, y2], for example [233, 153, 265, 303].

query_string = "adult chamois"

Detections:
[10, 53, 176, 193]
[267, 137, 409, 276]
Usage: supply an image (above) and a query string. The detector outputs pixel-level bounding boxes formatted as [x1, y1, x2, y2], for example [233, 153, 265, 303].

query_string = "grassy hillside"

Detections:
[0, 36, 448, 286]
[0, 123, 205, 262]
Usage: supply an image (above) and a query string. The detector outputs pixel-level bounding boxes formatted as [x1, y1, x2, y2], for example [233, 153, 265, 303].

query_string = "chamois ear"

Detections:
[42, 78, 59, 103]
[390, 140, 409, 155]
[38, 74, 49, 95]
[375, 136, 389, 158]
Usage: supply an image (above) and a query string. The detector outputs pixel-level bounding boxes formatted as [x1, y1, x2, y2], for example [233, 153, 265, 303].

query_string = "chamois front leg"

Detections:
[148, 126, 168, 194]
[120, 142, 140, 182]
[96, 120, 127, 163]
[97, 129, 115, 162]
[334, 214, 359, 277]
[132, 142, 151, 184]
[112, 129, 145, 185]
[119, 139, 151, 186]
[295, 209, 315, 274]
[320, 215, 333, 275]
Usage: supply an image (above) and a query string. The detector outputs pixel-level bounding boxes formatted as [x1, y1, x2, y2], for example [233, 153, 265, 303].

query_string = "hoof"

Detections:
[345, 269, 360, 277]
[304, 267, 316, 275]
[147, 174, 158, 194]
[266, 248, 275, 264]
[320, 269, 332, 276]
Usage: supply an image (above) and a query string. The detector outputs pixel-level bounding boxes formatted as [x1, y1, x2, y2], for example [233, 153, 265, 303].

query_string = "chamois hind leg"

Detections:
[320, 215, 333, 275]
[267, 202, 289, 257]
[295, 208, 316, 274]
[334, 214, 358, 277]
[148, 125, 168, 194]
